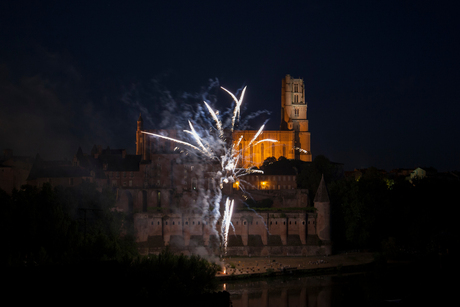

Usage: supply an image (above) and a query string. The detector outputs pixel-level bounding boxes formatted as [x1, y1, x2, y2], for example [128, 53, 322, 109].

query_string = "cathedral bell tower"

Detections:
[280, 75, 311, 161]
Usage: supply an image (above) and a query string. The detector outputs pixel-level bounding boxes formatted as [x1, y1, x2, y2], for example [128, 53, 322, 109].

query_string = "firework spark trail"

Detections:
[203, 101, 223, 136]
[247, 124, 265, 147]
[221, 86, 246, 131]
[141, 131, 202, 152]
[142, 86, 269, 254]
[253, 139, 278, 146]
[294, 147, 309, 154]
[221, 198, 234, 255]
[185, 120, 211, 156]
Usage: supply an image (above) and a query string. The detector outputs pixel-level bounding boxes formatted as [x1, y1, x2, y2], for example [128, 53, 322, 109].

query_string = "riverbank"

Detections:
[216, 252, 374, 280]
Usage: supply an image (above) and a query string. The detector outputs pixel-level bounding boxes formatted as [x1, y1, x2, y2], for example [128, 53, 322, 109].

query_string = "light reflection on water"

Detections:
[221, 275, 333, 307]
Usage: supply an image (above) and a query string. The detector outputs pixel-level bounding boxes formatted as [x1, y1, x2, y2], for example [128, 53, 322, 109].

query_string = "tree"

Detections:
[297, 155, 337, 201]
[1, 182, 137, 266]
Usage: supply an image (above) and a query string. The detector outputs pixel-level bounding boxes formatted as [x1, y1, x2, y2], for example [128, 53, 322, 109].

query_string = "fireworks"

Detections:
[221, 198, 234, 255]
[142, 86, 277, 254]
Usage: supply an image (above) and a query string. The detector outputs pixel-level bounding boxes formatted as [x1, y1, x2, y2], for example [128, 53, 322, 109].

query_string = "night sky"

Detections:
[1, 0, 459, 171]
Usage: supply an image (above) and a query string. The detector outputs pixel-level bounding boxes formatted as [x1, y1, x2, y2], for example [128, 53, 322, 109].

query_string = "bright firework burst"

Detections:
[142, 86, 277, 254]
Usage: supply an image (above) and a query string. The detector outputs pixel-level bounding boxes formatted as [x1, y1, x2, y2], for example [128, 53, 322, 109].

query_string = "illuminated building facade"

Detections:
[233, 74, 311, 168]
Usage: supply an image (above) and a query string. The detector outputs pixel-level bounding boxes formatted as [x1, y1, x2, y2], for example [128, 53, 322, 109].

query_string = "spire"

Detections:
[138, 113, 143, 122]
[314, 174, 330, 203]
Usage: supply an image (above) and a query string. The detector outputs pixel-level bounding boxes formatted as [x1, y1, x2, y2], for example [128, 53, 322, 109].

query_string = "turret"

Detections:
[314, 174, 332, 255]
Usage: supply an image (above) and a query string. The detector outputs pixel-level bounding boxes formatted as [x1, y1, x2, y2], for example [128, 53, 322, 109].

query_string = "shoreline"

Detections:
[216, 252, 375, 281]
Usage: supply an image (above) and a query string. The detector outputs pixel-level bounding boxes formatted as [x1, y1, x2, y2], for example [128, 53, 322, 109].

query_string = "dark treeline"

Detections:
[1, 183, 224, 305]
[294, 156, 459, 257]
[0, 182, 138, 265]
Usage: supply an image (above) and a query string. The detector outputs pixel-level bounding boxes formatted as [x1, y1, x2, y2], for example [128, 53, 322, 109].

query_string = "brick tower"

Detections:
[280, 74, 311, 161]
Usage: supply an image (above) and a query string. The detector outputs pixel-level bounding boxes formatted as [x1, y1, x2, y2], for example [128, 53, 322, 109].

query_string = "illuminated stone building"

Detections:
[130, 74, 330, 256]
[11, 74, 330, 256]
[233, 74, 312, 168]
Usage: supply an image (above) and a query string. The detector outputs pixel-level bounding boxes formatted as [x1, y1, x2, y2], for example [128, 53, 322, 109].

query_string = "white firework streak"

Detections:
[221, 86, 247, 131]
[233, 135, 243, 149]
[141, 131, 203, 152]
[253, 139, 278, 146]
[185, 120, 211, 156]
[294, 147, 309, 154]
[247, 124, 265, 147]
[142, 86, 266, 255]
[221, 198, 234, 255]
[203, 101, 223, 136]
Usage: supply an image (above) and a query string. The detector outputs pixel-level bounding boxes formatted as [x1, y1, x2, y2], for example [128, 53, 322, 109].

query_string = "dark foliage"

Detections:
[1, 182, 137, 266]
[329, 168, 460, 256]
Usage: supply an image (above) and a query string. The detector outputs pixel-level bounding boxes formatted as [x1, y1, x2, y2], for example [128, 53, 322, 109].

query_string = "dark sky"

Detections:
[1, 0, 459, 171]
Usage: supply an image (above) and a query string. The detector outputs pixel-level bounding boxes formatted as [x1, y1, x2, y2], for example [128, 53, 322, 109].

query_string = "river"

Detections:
[218, 264, 453, 307]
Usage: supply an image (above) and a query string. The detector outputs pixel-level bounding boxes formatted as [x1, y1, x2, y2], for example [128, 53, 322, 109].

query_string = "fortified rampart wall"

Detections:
[134, 210, 330, 256]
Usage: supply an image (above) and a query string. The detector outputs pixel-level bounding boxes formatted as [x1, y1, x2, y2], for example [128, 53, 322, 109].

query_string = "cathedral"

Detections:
[136, 74, 312, 166]
[233, 74, 312, 167]
[131, 74, 330, 256]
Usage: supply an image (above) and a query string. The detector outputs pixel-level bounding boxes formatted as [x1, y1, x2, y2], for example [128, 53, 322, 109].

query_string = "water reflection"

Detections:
[222, 275, 333, 307]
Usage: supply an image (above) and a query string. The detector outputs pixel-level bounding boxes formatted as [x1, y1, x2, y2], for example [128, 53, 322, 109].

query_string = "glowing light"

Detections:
[247, 124, 265, 147]
[294, 147, 308, 154]
[141, 131, 201, 152]
[143, 86, 264, 255]
[253, 139, 278, 146]
[221, 86, 247, 131]
[221, 198, 234, 255]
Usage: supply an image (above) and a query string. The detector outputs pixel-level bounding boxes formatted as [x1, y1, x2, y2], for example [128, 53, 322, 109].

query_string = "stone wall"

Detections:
[134, 210, 331, 256]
